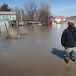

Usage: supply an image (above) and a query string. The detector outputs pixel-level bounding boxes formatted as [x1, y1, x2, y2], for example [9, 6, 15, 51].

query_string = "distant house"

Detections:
[0, 4, 16, 21]
[51, 16, 66, 23]
[0, 11, 16, 32]
[0, 4, 17, 32]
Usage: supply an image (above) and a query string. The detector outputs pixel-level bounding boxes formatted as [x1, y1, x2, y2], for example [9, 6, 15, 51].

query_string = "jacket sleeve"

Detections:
[61, 30, 66, 47]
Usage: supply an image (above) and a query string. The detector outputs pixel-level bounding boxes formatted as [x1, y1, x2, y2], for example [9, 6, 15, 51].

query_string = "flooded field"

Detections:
[0, 23, 76, 76]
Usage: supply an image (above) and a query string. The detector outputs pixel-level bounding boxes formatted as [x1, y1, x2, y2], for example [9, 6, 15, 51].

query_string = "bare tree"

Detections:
[24, 0, 37, 21]
[0, 3, 11, 11]
[24, 0, 51, 24]
[39, 3, 51, 24]
[15, 7, 21, 22]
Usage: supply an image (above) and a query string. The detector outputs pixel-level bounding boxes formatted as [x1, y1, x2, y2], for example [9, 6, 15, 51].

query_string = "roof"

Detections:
[53, 16, 66, 19]
[0, 11, 16, 15]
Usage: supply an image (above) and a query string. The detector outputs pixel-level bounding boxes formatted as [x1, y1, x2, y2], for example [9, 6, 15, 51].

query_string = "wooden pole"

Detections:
[4, 22, 9, 37]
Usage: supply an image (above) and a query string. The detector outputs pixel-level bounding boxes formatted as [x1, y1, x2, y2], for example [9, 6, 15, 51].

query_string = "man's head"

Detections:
[68, 20, 74, 27]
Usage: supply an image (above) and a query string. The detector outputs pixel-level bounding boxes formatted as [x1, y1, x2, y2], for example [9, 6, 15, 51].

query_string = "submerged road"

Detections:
[0, 23, 76, 76]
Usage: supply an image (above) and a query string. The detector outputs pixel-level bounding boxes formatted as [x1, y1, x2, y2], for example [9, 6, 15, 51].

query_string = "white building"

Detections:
[0, 11, 16, 20]
[0, 11, 16, 32]
[51, 16, 66, 23]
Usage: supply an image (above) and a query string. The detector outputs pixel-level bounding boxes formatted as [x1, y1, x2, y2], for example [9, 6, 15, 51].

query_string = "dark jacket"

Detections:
[61, 26, 76, 47]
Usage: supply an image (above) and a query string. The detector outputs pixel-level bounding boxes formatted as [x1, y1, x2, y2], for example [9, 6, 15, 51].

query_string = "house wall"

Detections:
[0, 11, 16, 20]
[54, 18, 66, 23]
[9, 15, 16, 20]
[0, 12, 16, 32]
[55, 18, 61, 23]
[62, 18, 66, 21]
[0, 15, 16, 20]
[51, 16, 66, 23]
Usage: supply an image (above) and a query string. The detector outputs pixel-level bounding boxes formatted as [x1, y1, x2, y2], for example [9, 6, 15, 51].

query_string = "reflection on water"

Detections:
[52, 21, 76, 30]
[52, 23, 66, 30]
[0, 22, 68, 38]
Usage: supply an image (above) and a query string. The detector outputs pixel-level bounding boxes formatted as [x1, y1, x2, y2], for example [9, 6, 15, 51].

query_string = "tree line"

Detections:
[24, 0, 51, 24]
[0, 0, 51, 24]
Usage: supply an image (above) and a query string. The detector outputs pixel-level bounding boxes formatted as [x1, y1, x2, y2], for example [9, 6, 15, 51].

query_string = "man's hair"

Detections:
[68, 20, 74, 27]
[68, 22, 74, 27]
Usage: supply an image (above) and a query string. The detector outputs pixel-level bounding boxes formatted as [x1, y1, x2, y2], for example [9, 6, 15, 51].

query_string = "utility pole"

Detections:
[4, 22, 9, 37]
[20, 9, 24, 33]
[20, 9, 23, 22]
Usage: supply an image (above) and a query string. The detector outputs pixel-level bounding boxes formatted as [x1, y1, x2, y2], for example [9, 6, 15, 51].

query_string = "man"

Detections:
[61, 20, 76, 63]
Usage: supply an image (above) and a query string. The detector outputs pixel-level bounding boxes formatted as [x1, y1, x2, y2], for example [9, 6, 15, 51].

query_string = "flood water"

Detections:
[0, 23, 76, 76]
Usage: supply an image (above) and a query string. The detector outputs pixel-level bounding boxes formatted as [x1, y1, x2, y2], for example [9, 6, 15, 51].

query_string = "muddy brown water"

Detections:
[0, 23, 76, 76]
